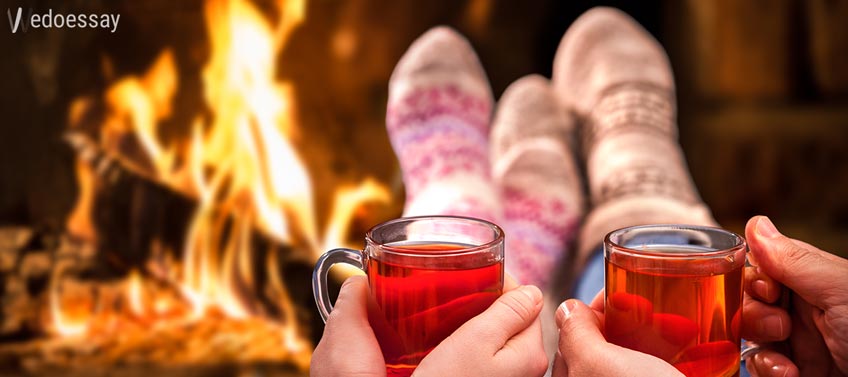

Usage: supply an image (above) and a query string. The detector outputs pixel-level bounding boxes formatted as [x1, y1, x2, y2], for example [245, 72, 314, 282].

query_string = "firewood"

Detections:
[0, 227, 35, 255]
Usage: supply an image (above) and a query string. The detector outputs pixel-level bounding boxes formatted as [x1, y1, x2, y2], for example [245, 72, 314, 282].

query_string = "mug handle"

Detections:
[312, 248, 366, 323]
[740, 253, 763, 361]
[741, 340, 762, 361]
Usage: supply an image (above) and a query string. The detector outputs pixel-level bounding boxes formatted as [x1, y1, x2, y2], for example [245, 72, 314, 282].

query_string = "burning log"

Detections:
[64, 126, 322, 325]
[65, 129, 194, 271]
[0, 128, 325, 375]
[62, 65, 393, 345]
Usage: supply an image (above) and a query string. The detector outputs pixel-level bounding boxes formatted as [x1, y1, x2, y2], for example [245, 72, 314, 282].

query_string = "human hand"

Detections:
[311, 275, 548, 377]
[552, 292, 683, 377]
[310, 275, 385, 377]
[742, 216, 848, 377]
[414, 279, 549, 377]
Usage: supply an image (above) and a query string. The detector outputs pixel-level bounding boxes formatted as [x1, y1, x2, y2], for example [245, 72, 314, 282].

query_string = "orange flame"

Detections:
[65, 159, 97, 244]
[178, 0, 313, 319]
[56, 0, 392, 361]
[127, 269, 145, 317]
[49, 270, 93, 337]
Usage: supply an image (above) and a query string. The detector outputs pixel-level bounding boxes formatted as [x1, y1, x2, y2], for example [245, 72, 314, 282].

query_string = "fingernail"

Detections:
[518, 285, 543, 303]
[555, 304, 565, 328]
[562, 300, 576, 317]
[756, 217, 781, 239]
[555, 300, 576, 328]
[758, 314, 785, 339]
[753, 279, 770, 300]
[761, 354, 790, 377]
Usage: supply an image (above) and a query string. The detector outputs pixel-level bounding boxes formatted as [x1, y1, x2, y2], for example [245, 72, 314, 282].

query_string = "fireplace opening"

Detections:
[0, 0, 400, 375]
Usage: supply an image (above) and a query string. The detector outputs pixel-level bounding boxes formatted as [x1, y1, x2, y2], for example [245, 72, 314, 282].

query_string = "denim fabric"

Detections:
[572, 246, 605, 304]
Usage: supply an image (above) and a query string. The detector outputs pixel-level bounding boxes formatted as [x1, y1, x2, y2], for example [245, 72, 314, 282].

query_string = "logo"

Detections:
[7, 7, 25, 33]
[7, 7, 120, 34]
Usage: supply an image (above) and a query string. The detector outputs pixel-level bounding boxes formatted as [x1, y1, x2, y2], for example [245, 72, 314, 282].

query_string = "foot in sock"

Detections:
[490, 74, 584, 290]
[552, 7, 717, 270]
[386, 26, 501, 222]
[491, 75, 586, 360]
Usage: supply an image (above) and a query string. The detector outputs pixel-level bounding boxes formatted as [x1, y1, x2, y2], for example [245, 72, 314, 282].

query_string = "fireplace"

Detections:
[0, 0, 404, 375]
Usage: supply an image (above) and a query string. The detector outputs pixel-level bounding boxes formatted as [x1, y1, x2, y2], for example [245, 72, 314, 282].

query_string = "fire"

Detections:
[56, 0, 392, 367]
[48, 269, 93, 337]
[127, 269, 145, 316]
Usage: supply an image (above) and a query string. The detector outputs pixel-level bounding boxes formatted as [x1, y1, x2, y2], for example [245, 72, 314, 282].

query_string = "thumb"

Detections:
[320, 276, 384, 348]
[312, 275, 385, 376]
[556, 299, 606, 364]
[451, 285, 543, 353]
[554, 299, 685, 377]
[746, 216, 848, 308]
[325, 275, 372, 328]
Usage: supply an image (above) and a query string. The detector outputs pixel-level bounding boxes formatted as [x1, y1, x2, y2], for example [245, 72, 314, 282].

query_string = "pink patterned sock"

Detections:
[491, 75, 585, 290]
[386, 27, 500, 223]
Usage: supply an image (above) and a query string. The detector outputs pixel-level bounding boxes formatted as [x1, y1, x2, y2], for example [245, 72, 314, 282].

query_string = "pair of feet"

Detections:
[385, 7, 716, 293]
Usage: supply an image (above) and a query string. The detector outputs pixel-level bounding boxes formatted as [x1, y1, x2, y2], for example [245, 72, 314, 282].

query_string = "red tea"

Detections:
[367, 242, 503, 377]
[605, 247, 743, 377]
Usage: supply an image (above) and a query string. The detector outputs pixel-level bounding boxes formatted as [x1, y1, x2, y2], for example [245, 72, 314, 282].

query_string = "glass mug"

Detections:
[312, 216, 505, 376]
[604, 224, 762, 377]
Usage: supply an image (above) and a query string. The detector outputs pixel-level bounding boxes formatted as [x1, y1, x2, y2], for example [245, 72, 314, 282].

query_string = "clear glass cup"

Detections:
[604, 224, 756, 377]
[312, 215, 504, 376]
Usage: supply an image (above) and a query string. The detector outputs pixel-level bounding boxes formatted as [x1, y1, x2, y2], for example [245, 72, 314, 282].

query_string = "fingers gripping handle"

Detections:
[741, 251, 763, 361]
[741, 340, 763, 361]
[312, 248, 366, 323]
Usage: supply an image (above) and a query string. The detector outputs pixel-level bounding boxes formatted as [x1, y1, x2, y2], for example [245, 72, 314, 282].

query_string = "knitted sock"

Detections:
[490, 75, 584, 290]
[552, 7, 717, 272]
[386, 26, 500, 222]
